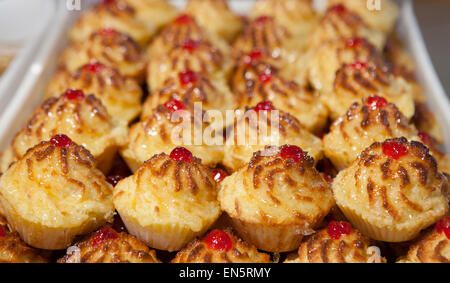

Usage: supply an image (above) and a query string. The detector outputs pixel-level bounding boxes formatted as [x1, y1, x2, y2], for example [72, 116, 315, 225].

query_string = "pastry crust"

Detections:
[0, 94, 127, 173]
[123, 0, 178, 31]
[172, 228, 271, 263]
[324, 99, 418, 170]
[46, 63, 142, 124]
[69, 0, 154, 46]
[333, 138, 449, 242]
[0, 140, 114, 249]
[219, 146, 335, 252]
[61, 29, 145, 81]
[121, 104, 224, 171]
[58, 227, 160, 263]
[184, 0, 243, 42]
[223, 107, 323, 172]
[113, 153, 221, 251]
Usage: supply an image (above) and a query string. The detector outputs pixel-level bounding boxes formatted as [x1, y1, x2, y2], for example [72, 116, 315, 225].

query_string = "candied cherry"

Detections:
[322, 173, 332, 183]
[106, 175, 122, 187]
[181, 39, 199, 52]
[346, 37, 366, 48]
[0, 226, 6, 238]
[382, 140, 408, 160]
[179, 70, 198, 85]
[164, 99, 185, 112]
[243, 50, 263, 65]
[174, 14, 193, 25]
[255, 16, 270, 24]
[63, 89, 85, 100]
[83, 62, 104, 73]
[367, 95, 388, 110]
[50, 134, 73, 148]
[435, 217, 450, 239]
[170, 147, 193, 163]
[418, 131, 431, 146]
[280, 145, 304, 162]
[98, 28, 117, 36]
[253, 101, 275, 112]
[349, 61, 368, 70]
[327, 221, 352, 239]
[212, 169, 228, 183]
[92, 227, 118, 246]
[258, 72, 272, 83]
[205, 229, 232, 251]
[328, 4, 346, 14]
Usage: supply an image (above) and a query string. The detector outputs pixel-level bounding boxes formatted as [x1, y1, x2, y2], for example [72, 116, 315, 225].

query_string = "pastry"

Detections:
[123, 0, 178, 31]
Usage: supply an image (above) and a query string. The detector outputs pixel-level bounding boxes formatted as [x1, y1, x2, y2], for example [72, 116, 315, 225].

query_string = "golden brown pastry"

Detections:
[0, 136, 114, 249]
[114, 149, 221, 251]
[412, 101, 444, 145]
[415, 131, 450, 175]
[296, 221, 386, 263]
[46, 62, 142, 124]
[250, 0, 318, 36]
[327, 0, 399, 34]
[0, 90, 127, 173]
[69, 0, 155, 46]
[142, 70, 236, 119]
[323, 97, 418, 170]
[219, 145, 335, 252]
[121, 101, 223, 171]
[172, 228, 271, 263]
[333, 138, 449, 242]
[0, 216, 48, 263]
[184, 0, 243, 42]
[61, 29, 145, 81]
[58, 226, 160, 263]
[223, 101, 323, 172]
[231, 57, 327, 133]
[398, 217, 450, 263]
[147, 14, 230, 59]
[123, 0, 178, 31]
[146, 40, 231, 91]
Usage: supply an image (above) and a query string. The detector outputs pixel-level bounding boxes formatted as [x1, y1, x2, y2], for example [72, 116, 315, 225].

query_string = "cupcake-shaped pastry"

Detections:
[250, 0, 318, 36]
[184, 0, 243, 42]
[327, 0, 399, 34]
[398, 217, 450, 263]
[172, 228, 271, 263]
[0, 90, 127, 173]
[123, 0, 178, 31]
[322, 62, 415, 121]
[147, 40, 230, 91]
[114, 148, 221, 251]
[323, 96, 418, 170]
[46, 62, 142, 124]
[223, 101, 323, 172]
[0, 136, 115, 249]
[60, 29, 145, 81]
[69, 0, 154, 46]
[308, 4, 385, 50]
[231, 60, 327, 134]
[333, 138, 449, 242]
[142, 70, 236, 119]
[219, 145, 335, 252]
[147, 14, 230, 59]
[412, 102, 444, 145]
[0, 216, 48, 263]
[58, 226, 160, 263]
[296, 221, 386, 263]
[121, 100, 223, 172]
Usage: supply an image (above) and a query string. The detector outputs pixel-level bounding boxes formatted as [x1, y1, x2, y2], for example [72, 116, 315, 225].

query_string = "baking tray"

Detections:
[0, 0, 448, 153]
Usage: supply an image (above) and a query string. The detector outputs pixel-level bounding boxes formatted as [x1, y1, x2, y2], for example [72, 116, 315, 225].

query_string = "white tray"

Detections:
[0, 0, 448, 152]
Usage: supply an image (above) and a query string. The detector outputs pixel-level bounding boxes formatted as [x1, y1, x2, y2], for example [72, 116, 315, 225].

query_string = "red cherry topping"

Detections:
[179, 70, 198, 85]
[0, 226, 6, 238]
[243, 50, 263, 65]
[106, 175, 122, 187]
[258, 72, 272, 83]
[170, 147, 193, 163]
[181, 39, 199, 52]
[83, 62, 104, 73]
[63, 89, 85, 100]
[98, 28, 117, 36]
[280, 145, 304, 162]
[382, 140, 408, 160]
[322, 173, 332, 183]
[212, 169, 228, 183]
[50, 134, 73, 148]
[255, 16, 270, 24]
[418, 131, 431, 146]
[92, 227, 118, 246]
[349, 61, 368, 70]
[174, 14, 193, 25]
[328, 4, 346, 14]
[367, 95, 388, 110]
[204, 229, 232, 251]
[164, 99, 185, 112]
[327, 221, 352, 239]
[435, 217, 450, 239]
[254, 101, 275, 112]
[346, 37, 366, 48]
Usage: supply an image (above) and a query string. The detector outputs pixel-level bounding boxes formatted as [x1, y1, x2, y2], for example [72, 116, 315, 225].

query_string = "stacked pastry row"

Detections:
[0, 0, 448, 263]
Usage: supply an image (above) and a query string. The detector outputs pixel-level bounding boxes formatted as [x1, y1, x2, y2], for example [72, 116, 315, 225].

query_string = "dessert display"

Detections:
[0, 0, 448, 264]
